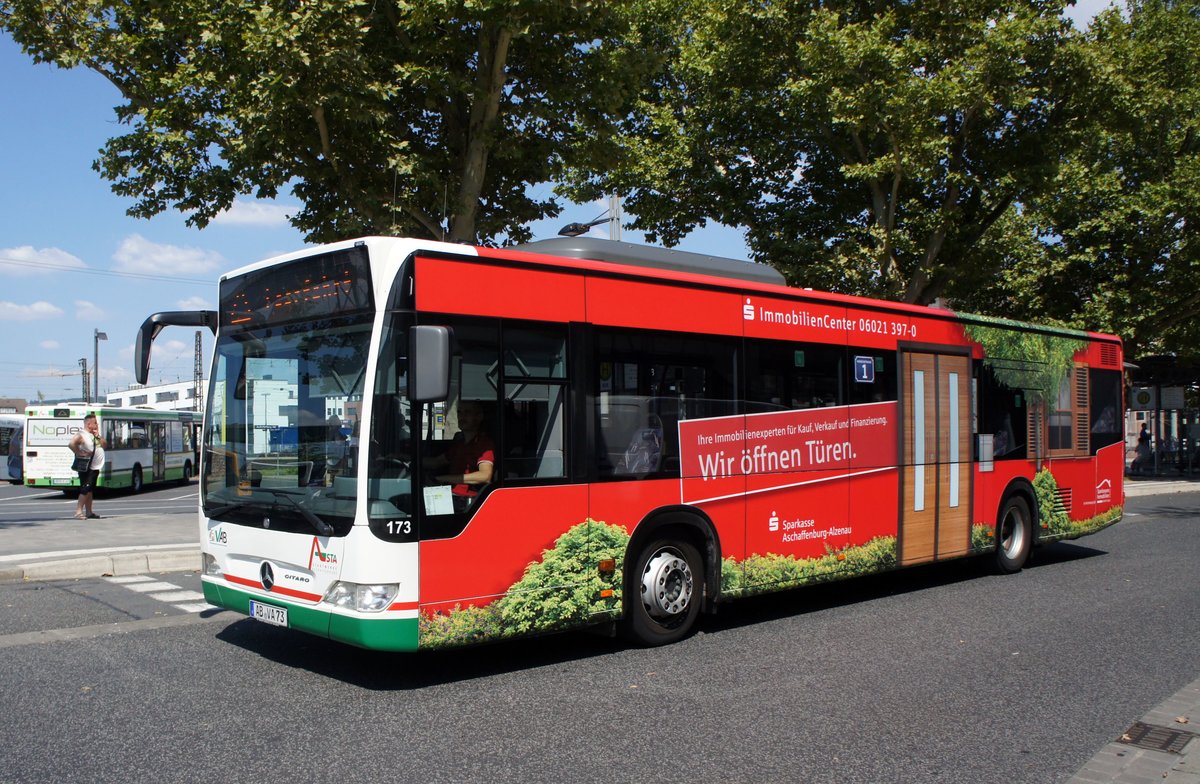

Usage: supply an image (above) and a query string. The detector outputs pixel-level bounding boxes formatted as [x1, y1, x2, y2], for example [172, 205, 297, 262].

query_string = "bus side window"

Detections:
[977, 365, 1028, 460]
[593, 328, 738, 480]
[500, 326, 567, 481]
[746, 341, 845, 411]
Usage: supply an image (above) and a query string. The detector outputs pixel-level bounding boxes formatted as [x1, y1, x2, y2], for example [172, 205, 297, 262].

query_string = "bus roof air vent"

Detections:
[514, 237, 786, 287]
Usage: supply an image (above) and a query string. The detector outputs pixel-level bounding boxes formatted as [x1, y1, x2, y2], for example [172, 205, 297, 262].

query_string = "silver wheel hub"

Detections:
[640, 549, 693, 619]
[1001, 509, 1026, 558]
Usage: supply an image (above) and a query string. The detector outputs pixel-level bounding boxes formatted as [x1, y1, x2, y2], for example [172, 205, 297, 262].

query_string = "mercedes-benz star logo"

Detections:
[260, 561, 275, 591]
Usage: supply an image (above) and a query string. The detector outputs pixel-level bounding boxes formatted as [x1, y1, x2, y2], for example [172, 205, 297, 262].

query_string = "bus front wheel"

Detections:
[994, 495, 1033, 573]
[622, 538, 703, 646]
[131, 466, 144, 494]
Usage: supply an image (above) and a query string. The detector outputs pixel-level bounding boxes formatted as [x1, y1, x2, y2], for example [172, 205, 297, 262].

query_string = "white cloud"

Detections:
[0, 245, 87, 277]
[176, 295, 214, 310]
[212, 199, 296, 227]
[99, 365, 132, 386]
[40, 340, 60, 350]
[112, 234, 225, 277]
[75, 300, 106, 321]
[0, 300, 64, 321]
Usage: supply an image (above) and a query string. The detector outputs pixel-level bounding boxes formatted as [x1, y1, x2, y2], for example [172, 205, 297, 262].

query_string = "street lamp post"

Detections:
[558, 191, 623, 240]
[94, 328, 107, 403]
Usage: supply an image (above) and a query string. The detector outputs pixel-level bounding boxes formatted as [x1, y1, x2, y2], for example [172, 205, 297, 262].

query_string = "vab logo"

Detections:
[308, 537, 338, 570]
[208, 526, 228, 546]
[769, 510, 779, 532]
[743, 298, 755, 321]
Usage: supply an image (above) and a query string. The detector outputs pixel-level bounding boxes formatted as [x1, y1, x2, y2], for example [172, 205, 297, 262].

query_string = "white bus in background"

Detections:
[23, 404, 197, 492]
[0, 413, 23, 484]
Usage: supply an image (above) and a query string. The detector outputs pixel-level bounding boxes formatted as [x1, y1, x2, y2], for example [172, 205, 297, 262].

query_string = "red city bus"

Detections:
[137, 236, 1124, 651]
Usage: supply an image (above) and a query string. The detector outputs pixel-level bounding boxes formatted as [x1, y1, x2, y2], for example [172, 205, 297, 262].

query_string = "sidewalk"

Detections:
[0, 509, 197, 583]
[1070, 677, 1200, 784]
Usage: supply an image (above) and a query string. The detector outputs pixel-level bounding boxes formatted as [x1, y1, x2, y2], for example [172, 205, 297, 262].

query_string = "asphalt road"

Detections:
[0, 491, 1196, 784]
[0, 480, 198, 524]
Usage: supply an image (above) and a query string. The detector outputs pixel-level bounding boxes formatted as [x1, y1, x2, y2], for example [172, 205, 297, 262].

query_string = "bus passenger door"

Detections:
[152, 422, 167, 482]
[900, 351, 972, 566]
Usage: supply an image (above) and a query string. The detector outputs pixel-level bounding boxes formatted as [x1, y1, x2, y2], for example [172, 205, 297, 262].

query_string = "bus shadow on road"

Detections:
[212, 617, 627, 688]
[700, 543, 1109, 638]
[210, 543, 1110, 688]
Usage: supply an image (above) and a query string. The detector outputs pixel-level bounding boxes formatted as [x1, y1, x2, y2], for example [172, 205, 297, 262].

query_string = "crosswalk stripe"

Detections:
[152, 590, 206, 603]
[103, 576, 214, 614]
[121, 580, 181, 593]
[173, 603, 215, 614]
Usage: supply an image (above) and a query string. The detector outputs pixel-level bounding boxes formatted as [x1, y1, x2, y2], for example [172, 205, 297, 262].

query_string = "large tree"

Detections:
[565, 0, 1089, 306]
[1010, 0, 1200, 358]
[0, 0, 661, 244]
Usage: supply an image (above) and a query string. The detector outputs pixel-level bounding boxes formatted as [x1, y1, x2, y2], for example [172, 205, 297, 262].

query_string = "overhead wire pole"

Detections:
[79, 358, 89, 403]
[194, 331, 204, 415]
[94, 328, 107, 403]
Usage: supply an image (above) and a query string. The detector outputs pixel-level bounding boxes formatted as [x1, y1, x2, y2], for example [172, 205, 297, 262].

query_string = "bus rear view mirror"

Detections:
[135, 310, 217, 385]
[410, 325, 450, 403]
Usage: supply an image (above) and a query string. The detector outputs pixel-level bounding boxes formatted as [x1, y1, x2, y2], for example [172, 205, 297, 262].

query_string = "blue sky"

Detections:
[0, 0, 1111, 403]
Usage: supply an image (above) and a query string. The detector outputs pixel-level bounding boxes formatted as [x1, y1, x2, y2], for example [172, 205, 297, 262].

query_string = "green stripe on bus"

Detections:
[202, 580, 419, 652]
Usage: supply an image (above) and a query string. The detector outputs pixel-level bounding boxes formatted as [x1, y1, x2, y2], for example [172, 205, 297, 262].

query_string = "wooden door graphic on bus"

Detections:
[900, 351, 972, 566]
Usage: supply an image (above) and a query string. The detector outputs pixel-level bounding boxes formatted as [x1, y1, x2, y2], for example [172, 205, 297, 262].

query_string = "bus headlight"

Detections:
[322, 581, 399, 613]
[202, 553, 222, 576]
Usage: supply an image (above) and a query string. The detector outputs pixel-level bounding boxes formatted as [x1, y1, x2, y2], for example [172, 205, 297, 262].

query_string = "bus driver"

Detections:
[426, 399, 494, 501]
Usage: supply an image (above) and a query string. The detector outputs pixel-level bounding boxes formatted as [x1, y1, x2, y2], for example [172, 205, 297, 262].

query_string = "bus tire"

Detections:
[131, 466, 144, 494]
[994, 494, 1033, 574]
[622, 537, 703, 646]
[180, 461, 193, 484]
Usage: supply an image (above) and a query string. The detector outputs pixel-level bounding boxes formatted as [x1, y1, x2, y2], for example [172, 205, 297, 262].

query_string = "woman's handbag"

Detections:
[72, 435, 94, 473]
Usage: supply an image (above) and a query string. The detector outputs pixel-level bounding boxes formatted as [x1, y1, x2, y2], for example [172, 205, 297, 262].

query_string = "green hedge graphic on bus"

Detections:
[419, 519, 630, 649]
[419, 524, 908, 648]
[1033, 469, 1123, 540]
[720, 537, 898, 598]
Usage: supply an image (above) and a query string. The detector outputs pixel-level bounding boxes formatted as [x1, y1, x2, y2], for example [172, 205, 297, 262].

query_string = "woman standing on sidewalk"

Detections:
[69, 414, 106, 520]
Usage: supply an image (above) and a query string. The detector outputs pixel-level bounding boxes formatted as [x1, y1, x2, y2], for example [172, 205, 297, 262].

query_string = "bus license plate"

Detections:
[249, 600, 287, 627]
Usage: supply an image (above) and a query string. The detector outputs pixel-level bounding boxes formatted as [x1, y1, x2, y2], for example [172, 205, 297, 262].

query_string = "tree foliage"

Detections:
[564, 0, 1088, 306]
[0, 0, 663, 244]
[962, 316, 1086, 404]
[1017, 0, 1200, 357]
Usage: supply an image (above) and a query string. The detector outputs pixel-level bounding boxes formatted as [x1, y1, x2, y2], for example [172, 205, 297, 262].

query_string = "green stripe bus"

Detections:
[24, 404, 198, 492]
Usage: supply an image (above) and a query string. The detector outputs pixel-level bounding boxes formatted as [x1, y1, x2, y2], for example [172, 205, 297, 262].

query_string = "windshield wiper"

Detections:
[206, 488, 334, 537]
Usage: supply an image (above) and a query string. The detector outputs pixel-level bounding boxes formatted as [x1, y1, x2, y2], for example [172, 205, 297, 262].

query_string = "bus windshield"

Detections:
[204, 314, 373, 536]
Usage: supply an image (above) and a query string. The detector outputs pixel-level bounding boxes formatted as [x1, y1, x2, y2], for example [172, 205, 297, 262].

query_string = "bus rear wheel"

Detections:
[131, 466, 144, 494]
[622, 538, 703, 646]
[994, 495, 1033, 573]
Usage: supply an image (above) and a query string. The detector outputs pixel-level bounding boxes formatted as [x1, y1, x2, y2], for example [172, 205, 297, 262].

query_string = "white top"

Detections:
[80, 432, 106, 471]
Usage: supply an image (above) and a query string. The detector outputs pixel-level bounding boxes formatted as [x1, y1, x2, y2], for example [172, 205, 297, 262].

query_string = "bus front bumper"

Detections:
[202, 578, 420, 652]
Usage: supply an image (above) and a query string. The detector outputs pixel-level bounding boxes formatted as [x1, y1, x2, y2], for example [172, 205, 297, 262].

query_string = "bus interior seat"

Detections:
[332, 475, 357, 499]
[367, 477, 411, 517]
